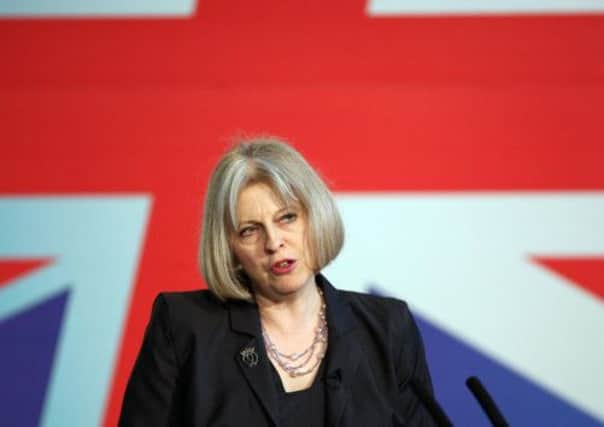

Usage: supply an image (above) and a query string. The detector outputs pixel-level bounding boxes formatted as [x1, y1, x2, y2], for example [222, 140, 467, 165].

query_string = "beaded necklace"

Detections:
[262, 289, 328, 377]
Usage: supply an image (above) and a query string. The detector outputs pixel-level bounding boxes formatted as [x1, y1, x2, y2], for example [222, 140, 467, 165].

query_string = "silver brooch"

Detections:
[240, 346, 259, 367]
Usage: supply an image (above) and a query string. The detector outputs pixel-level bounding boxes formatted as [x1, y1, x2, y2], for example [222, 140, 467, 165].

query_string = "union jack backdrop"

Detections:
[1, 1, 603, 426]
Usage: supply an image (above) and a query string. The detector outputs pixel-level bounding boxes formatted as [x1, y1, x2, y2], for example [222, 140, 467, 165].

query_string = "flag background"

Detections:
[1, 1, 603, 426]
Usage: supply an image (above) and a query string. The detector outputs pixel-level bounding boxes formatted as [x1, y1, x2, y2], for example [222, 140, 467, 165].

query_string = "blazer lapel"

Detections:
[319, 275, 363, 427]
[229, 300, 279, 426]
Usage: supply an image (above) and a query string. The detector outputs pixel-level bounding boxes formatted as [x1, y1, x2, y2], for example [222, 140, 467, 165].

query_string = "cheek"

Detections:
[232, 246, 260, 270]
[230, 244, 247, 267]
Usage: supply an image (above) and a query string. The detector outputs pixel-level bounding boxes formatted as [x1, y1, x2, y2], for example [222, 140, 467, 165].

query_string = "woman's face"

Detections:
[230, 181, 315, 300]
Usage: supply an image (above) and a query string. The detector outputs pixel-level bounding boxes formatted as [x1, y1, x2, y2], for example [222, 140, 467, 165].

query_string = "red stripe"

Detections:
[533, 257, 604, 302]
[0, 259, 53, 289]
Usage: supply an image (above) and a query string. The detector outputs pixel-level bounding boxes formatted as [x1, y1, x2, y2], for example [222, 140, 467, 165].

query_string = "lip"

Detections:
[270, 259, 297, 275]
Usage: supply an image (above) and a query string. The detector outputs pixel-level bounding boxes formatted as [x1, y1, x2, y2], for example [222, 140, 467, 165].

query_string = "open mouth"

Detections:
[270, 259, 296, 274]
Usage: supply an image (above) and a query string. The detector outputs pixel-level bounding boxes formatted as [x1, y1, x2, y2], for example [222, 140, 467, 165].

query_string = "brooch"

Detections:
[240, 346, 259, 367]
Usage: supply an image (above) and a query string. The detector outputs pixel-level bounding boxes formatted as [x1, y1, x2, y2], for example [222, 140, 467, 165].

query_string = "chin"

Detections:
[280, 273, 315, 290]
[269, 280, 302, 294]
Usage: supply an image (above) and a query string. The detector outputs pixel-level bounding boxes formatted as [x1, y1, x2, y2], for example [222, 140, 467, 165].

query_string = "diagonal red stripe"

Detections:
[0, 259, 53, 289]
[533, 257, 604, 302]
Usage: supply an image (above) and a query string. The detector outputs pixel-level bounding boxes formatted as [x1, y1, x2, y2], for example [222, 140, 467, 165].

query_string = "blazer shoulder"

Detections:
[339, 289, 411, 319]
[336, 290, 419, 353]
[150, 289, 229, 347]
[337, 290, 428, 385]
[158, 288, 226, 312]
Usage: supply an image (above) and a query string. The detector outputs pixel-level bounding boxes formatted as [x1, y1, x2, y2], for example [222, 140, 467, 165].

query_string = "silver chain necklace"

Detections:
[262, 288, 328, 377]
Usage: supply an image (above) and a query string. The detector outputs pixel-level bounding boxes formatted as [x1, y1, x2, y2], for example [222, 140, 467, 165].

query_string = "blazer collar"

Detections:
[228, 273, 360, 339]
[229, 297, 261, 337]
[227, 274, 363, 427]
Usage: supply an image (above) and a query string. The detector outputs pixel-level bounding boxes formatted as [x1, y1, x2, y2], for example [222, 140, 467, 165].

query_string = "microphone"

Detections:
[466, 376, 509, 427]
[409, 379, 454, 427]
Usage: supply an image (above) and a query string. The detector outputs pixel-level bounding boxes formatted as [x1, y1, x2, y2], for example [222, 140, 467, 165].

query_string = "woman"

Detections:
[119, 137, 438, 426]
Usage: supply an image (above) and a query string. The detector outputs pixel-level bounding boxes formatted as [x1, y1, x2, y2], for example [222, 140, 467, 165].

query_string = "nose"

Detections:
[264, 226, 284, 253]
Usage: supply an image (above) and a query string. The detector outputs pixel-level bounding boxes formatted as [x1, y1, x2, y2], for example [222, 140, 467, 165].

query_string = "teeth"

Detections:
[278, 261, 289, 267]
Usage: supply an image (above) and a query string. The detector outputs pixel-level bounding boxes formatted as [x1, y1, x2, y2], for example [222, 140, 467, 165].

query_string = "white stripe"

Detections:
[325, 192, 604, 422]
[367, 0, 604, 15]
[0, 0, 195, 17]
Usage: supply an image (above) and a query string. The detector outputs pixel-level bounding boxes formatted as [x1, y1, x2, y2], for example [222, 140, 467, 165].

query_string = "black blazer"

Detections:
[119, 275, 437, 426]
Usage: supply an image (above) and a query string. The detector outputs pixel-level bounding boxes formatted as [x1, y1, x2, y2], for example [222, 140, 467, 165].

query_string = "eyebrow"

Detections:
[237, 206, 297, 227]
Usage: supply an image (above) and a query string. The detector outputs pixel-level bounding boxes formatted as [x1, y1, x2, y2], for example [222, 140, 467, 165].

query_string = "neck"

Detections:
[256, 275, 320, 335]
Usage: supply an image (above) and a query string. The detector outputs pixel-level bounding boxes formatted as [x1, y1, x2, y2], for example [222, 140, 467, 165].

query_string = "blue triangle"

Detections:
[368, 286, 603, 427]
[0, 289, 70, 427]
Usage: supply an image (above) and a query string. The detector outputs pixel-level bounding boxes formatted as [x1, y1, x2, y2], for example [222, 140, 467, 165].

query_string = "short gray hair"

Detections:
[199, 136, 344, 301]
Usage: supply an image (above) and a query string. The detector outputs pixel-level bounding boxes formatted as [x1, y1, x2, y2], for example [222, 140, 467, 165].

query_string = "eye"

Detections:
[280, 212, 298, 223]
[239, 225, 257, 238]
